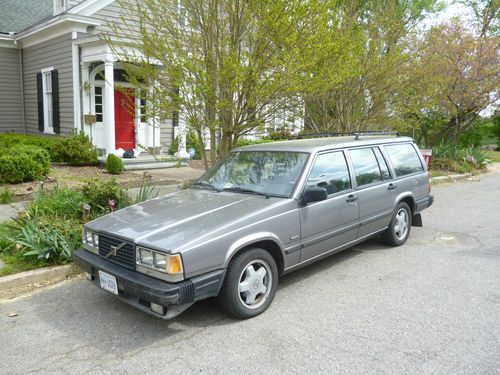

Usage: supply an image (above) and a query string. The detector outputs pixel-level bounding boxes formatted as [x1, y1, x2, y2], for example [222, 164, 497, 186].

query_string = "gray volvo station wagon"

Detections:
[74, 134, 434, 319]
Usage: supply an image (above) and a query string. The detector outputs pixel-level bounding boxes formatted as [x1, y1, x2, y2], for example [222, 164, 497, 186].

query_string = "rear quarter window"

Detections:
[384, 143, 424, 177]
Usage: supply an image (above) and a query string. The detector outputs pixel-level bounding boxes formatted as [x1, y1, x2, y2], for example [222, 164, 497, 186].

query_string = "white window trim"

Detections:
[41, 67, 55, 134]
[92, 83, 104, 124]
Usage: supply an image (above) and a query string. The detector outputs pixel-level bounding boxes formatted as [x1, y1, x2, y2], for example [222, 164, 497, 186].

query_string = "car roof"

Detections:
[233, 136, 415, 154]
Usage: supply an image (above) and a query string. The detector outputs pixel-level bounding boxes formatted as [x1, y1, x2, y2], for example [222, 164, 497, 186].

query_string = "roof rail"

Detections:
[352, 131, 400, 140]
[292, 131, 400, 140]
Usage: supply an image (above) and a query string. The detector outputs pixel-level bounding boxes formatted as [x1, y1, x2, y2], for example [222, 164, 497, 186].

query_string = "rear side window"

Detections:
[384, 143, 424, 177]
[349, 148, 383, 187]
[306, 151, 351, 195]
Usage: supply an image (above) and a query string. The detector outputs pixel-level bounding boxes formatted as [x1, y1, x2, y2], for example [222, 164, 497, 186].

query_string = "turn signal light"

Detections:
[166, 254, 183, 275]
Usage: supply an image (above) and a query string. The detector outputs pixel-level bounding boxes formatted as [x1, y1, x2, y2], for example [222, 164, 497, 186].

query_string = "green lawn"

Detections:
[485, 150, 500, 163]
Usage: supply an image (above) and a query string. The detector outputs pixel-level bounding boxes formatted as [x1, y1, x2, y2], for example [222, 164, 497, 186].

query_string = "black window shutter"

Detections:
[37, 72, 44, 132]
[51, 70, 60, 134]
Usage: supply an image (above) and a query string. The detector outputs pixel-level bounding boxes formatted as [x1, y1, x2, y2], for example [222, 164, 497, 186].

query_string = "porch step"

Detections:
[123, 161, 188, 171]
[121, 155, 178, 164]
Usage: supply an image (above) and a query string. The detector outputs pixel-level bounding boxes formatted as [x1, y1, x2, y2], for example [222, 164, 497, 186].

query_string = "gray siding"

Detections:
[160, 118, 174, 148]
[0, 47, 23, 132]
[22, 33, 74, 135]
[92, 1, 142, 36]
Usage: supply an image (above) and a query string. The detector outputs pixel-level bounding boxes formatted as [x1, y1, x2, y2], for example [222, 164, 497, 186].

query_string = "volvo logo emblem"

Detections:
[106, 242, 127, 258]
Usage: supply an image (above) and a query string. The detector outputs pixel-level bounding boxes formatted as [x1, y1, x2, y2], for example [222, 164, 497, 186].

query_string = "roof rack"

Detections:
[292, 131, 400, 140]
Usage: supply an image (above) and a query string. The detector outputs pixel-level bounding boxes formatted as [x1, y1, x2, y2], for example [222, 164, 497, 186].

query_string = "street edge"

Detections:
[430, 173, 472, 184]
[0, 264, 82, 291]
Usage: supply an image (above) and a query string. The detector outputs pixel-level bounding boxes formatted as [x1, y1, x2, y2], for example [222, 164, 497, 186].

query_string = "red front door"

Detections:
[114, 89, 136, 150]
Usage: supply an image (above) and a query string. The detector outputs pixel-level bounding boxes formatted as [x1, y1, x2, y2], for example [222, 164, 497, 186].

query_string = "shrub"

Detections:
[132, 182, 159, 204]
[4, 215, 79, 263]
[432, 144, 489, 172]
[80, 178, 130, 215]
[0, 133, 62, 161]
[0, 187, 85, 264]
[9, 145, 51, 175]
[168, 131, 202, 159]
[0, 146, 50, 184]
[266, 128, 292, 140]
[0, 188, 14, 204]
[106, 154, 125, 174]
[51, 131, 99, 166]
[29, 187, 84, 219]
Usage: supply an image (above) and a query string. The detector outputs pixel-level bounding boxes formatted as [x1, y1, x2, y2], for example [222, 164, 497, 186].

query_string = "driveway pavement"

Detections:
[0, 170, 499, 374]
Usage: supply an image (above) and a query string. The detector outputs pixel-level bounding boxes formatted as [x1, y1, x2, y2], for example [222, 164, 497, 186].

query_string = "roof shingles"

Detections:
[0, 0, 54, 34]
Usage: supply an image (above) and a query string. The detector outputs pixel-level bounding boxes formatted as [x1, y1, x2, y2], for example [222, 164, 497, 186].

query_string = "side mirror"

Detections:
[301, 186, 328, 205]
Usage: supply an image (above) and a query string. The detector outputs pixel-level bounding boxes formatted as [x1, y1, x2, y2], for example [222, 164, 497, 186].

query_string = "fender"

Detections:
[393, 191, 415, 212]
[224, 232, 285, 268]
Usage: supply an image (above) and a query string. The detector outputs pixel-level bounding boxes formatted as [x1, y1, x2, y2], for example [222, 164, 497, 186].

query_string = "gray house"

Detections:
[0, 0, 176, 155]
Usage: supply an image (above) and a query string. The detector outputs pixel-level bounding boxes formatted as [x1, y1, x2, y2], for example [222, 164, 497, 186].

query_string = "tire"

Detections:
[218, 248, 278, 319]
[382, 201, 412, 246]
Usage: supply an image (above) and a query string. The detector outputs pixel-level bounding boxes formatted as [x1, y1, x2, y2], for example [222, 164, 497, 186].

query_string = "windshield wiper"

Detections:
[192, 181, 220, 192]
[222, 187, 271, 198]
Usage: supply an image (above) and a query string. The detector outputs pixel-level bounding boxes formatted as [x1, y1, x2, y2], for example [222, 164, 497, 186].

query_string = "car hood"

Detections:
[85, 188, 282, 251]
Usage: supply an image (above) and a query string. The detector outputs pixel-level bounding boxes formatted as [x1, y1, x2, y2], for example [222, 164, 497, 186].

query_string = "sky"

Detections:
[423, 1, 474, 29]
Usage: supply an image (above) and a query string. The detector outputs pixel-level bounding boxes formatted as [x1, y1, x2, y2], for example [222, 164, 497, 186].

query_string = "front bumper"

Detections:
[73, 249, 224, 319]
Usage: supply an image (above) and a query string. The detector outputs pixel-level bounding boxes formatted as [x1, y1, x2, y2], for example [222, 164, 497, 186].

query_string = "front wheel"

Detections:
[382, 202, 412, 246]
[218, 248, 278, 319]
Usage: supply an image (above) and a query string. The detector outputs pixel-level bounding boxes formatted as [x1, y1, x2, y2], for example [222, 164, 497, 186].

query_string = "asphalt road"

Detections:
[1, 171, 499, 375]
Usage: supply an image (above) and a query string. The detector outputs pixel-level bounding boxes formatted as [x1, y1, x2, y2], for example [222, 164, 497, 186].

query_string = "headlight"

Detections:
[82, 229, 98, 254]
[84, 230, 93, 244]
[138, 248, 154, 266]
[153, 252, 167, 269]
[136, 247, 184, 281]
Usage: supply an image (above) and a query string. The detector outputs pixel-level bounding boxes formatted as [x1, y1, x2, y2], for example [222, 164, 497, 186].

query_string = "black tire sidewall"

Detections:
[219, 248, 278, 319]
[385, 202, 412, 246]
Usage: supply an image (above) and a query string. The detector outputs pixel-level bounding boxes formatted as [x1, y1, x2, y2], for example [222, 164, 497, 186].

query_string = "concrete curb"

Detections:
[0, 264, 82, 291]
[430, 173, 472, 184]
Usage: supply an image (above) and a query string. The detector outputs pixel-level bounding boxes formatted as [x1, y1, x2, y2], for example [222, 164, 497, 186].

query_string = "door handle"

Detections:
[346, 194, 358, 203]
[388, 183, 397, 191]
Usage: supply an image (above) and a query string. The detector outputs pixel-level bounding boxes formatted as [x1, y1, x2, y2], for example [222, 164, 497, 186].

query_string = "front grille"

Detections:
[98, 234, 135, 269]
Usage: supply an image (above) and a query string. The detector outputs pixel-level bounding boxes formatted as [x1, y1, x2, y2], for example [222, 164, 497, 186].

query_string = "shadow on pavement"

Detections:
[28, 237, 388, 353]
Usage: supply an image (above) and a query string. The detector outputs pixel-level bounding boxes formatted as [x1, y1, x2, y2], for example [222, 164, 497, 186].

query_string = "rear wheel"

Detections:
[219, 248, 278, 319]
[382, 202, 411, 246]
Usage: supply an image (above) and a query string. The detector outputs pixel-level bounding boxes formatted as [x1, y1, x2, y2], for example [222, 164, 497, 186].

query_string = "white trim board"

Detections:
[69, 0, 116, 16]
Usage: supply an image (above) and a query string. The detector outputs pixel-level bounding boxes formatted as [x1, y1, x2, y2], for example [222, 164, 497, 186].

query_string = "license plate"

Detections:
[98, 270, 118, 295]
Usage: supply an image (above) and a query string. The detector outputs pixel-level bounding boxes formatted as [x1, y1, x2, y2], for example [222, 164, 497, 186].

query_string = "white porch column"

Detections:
[81, 62, 91, 136]
[177, 109, 190, 159]
[103, 60, 115, 155]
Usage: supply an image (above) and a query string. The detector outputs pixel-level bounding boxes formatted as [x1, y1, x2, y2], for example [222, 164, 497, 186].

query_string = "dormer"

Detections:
[53, 0, 68, 15]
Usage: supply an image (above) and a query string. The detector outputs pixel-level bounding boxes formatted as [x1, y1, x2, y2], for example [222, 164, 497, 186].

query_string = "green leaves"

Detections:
[7, 215, 78, 263]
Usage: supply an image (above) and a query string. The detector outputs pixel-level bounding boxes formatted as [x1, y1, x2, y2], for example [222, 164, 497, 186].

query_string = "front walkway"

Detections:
[0, 202, 26, 223]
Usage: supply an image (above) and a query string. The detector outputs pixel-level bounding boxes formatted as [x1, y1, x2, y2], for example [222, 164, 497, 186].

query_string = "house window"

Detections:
[94, 86, 103, 122]
[140, 97, 147, 123]
[42, 70, 54, 133]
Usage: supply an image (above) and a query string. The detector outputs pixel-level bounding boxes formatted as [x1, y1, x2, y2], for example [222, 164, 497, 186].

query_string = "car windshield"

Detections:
[196, 151, 309, 197]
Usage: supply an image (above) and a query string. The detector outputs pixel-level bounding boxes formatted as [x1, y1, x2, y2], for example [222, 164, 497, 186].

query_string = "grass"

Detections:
[429, 170, 449, 177]
[0, 253, 48, 277]
[485, 150, 500, 163]
[0, 187, 13, 204]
